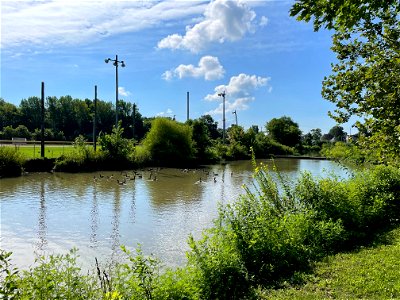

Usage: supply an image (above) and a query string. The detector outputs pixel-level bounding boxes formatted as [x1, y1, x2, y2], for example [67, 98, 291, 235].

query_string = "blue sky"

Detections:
[1, 0, 344, 134]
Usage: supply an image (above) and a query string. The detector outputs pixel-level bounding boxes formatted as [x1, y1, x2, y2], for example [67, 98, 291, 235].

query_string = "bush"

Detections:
[54, 136, 103, 172]
[187, 162, 345, 295]
[0, 146, 25, 177]
[142, 118, 194, 167]
[296, 165, 400, 245]
[98, 123, 135, 164]
[17, 249, 99, 299]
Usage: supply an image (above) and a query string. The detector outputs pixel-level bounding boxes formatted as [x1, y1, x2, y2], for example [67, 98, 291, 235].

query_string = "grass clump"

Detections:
[0, 146, 25, 177]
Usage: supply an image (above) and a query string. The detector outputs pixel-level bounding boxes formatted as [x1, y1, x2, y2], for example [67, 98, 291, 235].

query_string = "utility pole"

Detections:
[132, 103, 136, 140]
[187, 91, 189, 121]
[93, 85, 97, 151]
[105, 55, 125, 127]
[218, 91, 226, 143]
[232, 110, 238, 126]
[40, 82, 45, 158]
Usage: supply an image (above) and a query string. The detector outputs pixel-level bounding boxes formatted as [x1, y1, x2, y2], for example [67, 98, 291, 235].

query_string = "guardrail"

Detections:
[0, 140, 95, 158]
[11, 137, 27, 145]
[0, 140, 93, 146]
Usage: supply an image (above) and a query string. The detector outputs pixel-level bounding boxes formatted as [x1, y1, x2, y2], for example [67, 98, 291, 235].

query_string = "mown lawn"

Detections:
[259, 227, 400, 299]
[11, 145, 76, 159]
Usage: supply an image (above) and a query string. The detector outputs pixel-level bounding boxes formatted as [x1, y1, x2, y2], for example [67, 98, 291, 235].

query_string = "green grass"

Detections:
[10, 145, 77, 159]
[259, 227, 400, 299]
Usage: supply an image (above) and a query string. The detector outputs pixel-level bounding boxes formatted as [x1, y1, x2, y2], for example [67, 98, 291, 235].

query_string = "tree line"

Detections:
[0, 96, 349, 158]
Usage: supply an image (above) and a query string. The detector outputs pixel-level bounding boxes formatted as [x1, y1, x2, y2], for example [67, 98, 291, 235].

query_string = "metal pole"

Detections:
[218, 91, 226, 144]
[93, 85, 97, 151]
[115, 55, 119, 127]
[132, 103, 136, 139]
[222, 92, 226, 144]
[41, 82, 45, 158]
[233, 110, 238, 126]
[187, 91, 189, 121]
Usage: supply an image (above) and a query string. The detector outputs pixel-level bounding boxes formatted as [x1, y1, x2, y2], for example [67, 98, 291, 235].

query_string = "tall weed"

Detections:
[0, 147, 25, 177]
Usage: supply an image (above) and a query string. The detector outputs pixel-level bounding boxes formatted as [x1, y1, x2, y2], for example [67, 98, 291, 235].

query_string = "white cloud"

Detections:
[205, 73, 271, 115]
[118, 87, 131, 97]
[259, 16, 268, 27]
[1, 1, 207, 48]
[156, 108, 174, 117]
[157, 0, 258, 53]
[162, 56, 225, 81]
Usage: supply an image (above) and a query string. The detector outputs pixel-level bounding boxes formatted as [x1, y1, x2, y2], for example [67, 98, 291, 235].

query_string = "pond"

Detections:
[0, 159, 348, 270]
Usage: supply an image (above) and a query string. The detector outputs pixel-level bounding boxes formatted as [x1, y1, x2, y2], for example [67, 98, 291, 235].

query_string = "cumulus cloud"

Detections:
[162, 56, 225, 81]
[156, 108, 174, 117]
[2, 1, 207, 48]
[205, 73, 271, 115]
[118, 87, 131, 97]
[157, 0, 258, 53]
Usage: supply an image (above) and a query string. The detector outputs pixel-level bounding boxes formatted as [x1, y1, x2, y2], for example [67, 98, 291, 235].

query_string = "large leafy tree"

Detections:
[0, 98, 20, 129]
[19, 97, 42, 131]
[266, 116, 302, 148]
[291, 0, 400, 161]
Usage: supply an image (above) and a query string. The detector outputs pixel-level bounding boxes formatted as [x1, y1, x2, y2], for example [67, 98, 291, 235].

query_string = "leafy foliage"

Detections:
[291, 0, 400, 163]
[0, 250, 20, 299]
[18, 249, 98, 299]
[98, 122, 134, 163]
[266, 116, 302, 148]
[54, 135, 103, 172]
[142, 118, 194, 166]
[0, 147, 25, 177]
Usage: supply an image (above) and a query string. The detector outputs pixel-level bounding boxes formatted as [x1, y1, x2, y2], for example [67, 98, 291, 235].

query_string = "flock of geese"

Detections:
[92, 168, 231, 186]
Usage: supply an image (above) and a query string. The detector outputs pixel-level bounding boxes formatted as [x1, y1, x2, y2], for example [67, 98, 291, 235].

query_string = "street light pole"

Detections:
[218, 91, 226, 144]
[105, 55, 125, 127]
[232, 110, 238, 126]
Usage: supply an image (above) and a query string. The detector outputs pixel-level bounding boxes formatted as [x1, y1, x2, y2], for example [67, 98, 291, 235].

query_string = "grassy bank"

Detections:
[260, 227, 400, 299]
[11, 145, 76, 159]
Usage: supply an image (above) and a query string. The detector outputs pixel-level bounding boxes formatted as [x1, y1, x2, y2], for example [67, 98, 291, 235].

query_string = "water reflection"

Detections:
[37, 180, 47, 250]
[0, 159, 348, 269]
[110, 187, 122, 259]
[90, 184, 99, 248]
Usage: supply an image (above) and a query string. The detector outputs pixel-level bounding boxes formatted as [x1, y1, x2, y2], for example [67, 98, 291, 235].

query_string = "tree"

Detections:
[0, 98, 20, 129]
[291, 0, 400, 161]
[303, 128, 322, 147]
[266, 116, 302, 148]
[19, 97, 42, 131]
[187, 118, 212, 162]
[328, 125, 347, 142]
[199, 115, 220, 140]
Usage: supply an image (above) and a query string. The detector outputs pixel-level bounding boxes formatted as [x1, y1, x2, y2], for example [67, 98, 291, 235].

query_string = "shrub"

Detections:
[14, 249, 99, 299]
[296, 165, 400, 245]
[54, 135, 103, 172]
[0, 249, 20, 299]
[142, 118, 194, 167]
[98, 123, 135, 164]
[187, 161, 346, 297]
[0, 146, 25, 177]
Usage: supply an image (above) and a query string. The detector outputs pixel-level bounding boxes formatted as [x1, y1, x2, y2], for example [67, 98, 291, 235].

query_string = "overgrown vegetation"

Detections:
[1, 161, 399, 299]
[0, 146, 25, 177]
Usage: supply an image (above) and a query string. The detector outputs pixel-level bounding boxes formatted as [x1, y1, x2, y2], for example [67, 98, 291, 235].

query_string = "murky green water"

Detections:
[0, 159, 348, 269]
